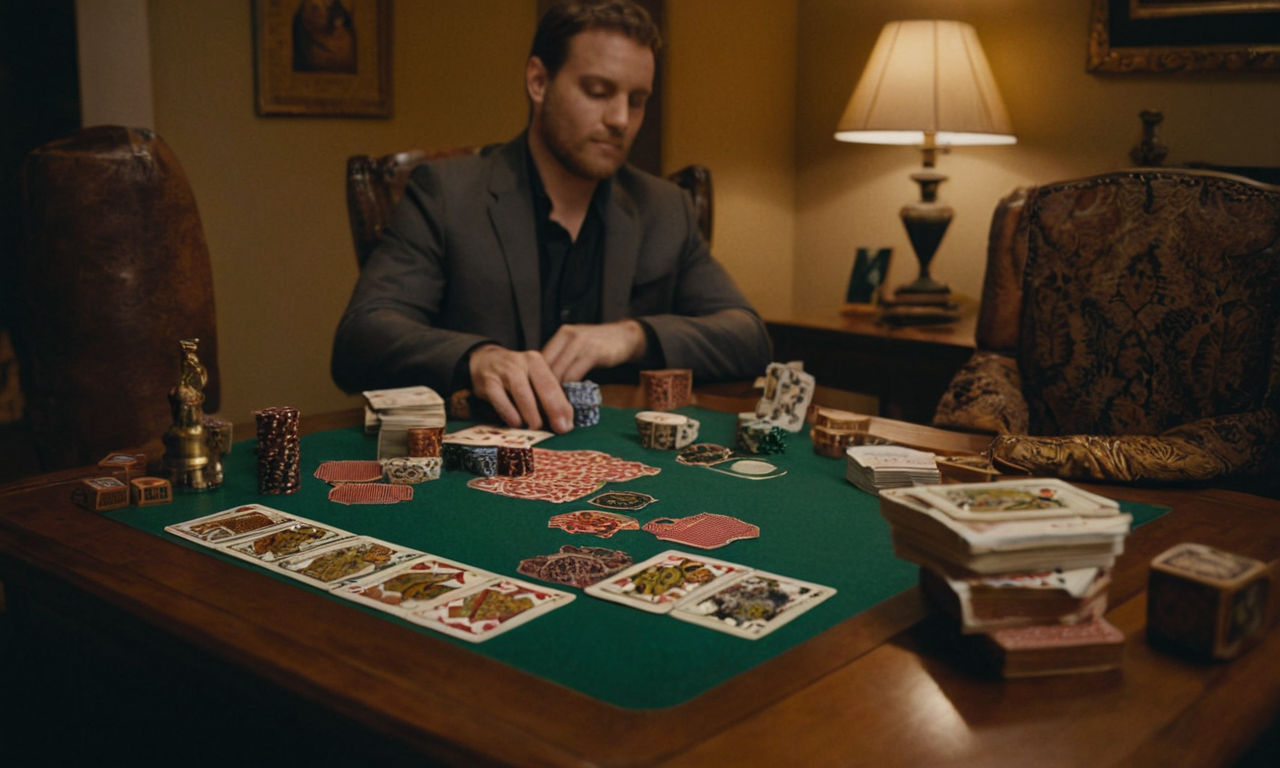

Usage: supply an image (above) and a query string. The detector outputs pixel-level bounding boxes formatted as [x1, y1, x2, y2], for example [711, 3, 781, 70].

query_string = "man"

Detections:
[332, 0, 770, 432]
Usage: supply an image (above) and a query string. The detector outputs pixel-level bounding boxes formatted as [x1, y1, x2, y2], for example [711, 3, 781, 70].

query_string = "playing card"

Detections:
[221, 519, 355, 564]
[274, 536, 424, 589]
[642, 513, 760, 549]
[362, 385, 444, 411]
[335, 555, 496, 617]
[518, 545, 634, 588]
[166, 504, 298, 545]
[584, 550, 748, 614]
[413, 578, 575, 643]
[588, 491, 656, 511]
[907, 478, 1120, 522]
[755, 362, 815, 432]
[548, 510, 640, 538]
[442, 424, 554, 448]
[671, 570, 836, 639]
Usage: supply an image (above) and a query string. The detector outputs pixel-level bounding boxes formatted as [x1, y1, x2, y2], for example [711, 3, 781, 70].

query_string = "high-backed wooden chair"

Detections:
[15, 125, 219, 471]
[933, 169, 1280, 483]
[346, 147, 714, 269]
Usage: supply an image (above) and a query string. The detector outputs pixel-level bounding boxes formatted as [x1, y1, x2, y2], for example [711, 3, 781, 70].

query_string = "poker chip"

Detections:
[406, 426, 443, 458]
[254, 406, 301, 495]
[563, 380, 602, 428]
[640, 368, 693, 411]
[736, 418, 786, 455]
[461, 445, 499, 477]
[384, 456, 443, 484]
[327, 483, 414, 505]
[635, 411, 700, 450]
[497, 446, 535, 476]
[314, 460, 385, 484]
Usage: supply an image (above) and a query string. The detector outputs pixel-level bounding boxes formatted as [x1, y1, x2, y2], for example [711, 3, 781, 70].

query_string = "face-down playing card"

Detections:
[584, 550, 748, 614]
[670, 570, 836, 639]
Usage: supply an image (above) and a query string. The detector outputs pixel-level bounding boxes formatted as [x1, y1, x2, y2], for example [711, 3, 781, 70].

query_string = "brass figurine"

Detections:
[162, 338, 224, 490]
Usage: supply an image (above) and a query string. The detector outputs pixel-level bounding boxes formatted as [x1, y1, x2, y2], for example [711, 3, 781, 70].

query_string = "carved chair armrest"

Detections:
[988, 409, 1280, 483]
[933, 351, 1030, 435]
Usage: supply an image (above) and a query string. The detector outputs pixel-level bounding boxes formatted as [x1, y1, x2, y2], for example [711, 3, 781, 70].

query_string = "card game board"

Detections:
[126, 405, 1168, 709]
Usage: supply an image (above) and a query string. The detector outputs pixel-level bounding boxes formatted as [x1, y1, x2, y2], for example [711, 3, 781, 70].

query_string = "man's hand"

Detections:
[541, 319, 647, 383]
[468, 344, 574, 433]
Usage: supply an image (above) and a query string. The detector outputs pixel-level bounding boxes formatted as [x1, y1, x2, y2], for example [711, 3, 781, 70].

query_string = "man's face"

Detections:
[529, 29, 654, 181]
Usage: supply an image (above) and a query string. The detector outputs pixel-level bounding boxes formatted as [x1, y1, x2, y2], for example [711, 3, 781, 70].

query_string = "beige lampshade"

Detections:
[835, 20, 1015, 146]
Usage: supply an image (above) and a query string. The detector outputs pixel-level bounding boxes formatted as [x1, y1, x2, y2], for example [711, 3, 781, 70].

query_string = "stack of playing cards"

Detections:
[879, 479, 1131, 676]
[362, 386, 447, 461]
[167, 505, 573, 642]
[844, 445, 941, 494]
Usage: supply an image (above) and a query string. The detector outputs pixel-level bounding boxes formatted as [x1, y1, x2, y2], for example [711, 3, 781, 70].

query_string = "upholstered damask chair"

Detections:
[933, 169, 1280, 483]
[346, 148, 714, 269]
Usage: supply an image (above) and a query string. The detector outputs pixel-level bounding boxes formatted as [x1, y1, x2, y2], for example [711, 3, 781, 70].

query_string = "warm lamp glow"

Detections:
[835, 20, 1014, 149]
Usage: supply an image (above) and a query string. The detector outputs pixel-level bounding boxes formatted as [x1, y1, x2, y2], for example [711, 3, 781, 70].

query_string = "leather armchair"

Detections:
[934, 169, 1280, 483]
[346, 147, 714, 269]
[16, 125, 219, 471]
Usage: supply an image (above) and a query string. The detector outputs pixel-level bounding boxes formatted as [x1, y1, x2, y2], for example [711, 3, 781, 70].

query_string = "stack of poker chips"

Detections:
[809, 407, 870, 458]
[844, 445, 940, 494]
[383, 456, 441, 484]
[562, 380, 602, 427]
[497, 446, 535, 476]
[640, 368, 693, 411]
[254, 406, 301, 495]
[735, 413, 786, 455]
[460, 445, 498, 477]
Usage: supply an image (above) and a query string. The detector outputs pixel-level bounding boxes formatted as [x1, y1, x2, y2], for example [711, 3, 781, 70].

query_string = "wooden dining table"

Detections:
[1, 393, 1276, 766]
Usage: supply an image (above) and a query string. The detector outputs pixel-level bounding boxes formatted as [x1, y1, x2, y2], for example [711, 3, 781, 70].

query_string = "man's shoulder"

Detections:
[614, 163, 686, 212]
[407, 136, 522, 191]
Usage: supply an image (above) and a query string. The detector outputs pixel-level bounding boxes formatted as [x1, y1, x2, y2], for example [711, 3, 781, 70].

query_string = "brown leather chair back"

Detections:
[16, 125, 219, 470]
[346, 147, 714, 269]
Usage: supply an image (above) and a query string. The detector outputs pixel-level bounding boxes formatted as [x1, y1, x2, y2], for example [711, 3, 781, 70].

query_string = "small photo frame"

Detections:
[845, 247, 891, 307]
[254, 0, 392, 117]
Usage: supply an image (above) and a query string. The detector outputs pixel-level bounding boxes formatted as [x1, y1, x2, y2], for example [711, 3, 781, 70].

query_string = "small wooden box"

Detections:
[1147, 542, 1271, 661]
[72, 477, 131, 512]
[130, 476, 173, 506]
[98, 451, 147, 481]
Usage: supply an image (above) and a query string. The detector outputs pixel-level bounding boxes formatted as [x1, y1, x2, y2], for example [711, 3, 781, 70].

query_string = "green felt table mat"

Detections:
[110, 406, 1168, 709]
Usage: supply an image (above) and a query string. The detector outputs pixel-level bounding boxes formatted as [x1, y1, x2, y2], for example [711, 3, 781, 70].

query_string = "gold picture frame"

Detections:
[1088, 0, 1280, 72]
[254, 0, 392, 117]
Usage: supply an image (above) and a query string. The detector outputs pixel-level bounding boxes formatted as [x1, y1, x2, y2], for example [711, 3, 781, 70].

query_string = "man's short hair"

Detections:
[530, 0, 662, 77]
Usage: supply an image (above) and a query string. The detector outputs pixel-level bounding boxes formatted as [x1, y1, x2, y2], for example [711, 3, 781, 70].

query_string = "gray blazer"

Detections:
[331, 134, 771, 395]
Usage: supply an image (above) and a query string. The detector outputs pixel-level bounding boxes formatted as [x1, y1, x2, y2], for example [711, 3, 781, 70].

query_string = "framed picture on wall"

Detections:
[254, 0, 392, 117]
[1088, 0, 1280, 72]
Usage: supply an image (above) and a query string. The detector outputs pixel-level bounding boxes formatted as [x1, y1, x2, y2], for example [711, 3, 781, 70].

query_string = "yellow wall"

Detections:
[148, 1, 537, 421]
[664, 0, 797, 319]
[141, 0, 1280, 419]
[796, 0, 1280, 310]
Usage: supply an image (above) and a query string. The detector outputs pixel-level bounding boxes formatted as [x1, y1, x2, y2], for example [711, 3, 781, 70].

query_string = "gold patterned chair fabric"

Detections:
[346, 147, 714, 269]
[16, 125, 219, 471]
[934, 169, 1280, 483]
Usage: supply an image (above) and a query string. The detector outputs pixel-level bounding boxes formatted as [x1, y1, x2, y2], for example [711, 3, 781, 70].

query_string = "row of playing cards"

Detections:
[165, 504, 573, 643]
[585, 550, 836, 640]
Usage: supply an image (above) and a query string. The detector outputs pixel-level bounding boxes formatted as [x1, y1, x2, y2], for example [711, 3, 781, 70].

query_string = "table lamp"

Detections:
[835, 20, 1014, 323]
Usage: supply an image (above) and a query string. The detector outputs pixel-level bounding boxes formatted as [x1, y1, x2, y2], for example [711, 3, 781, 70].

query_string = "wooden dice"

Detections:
[1147, 542, 1272, 661]
[72, 477, 131, 511]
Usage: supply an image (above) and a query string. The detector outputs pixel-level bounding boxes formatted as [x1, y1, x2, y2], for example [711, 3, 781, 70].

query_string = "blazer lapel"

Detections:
[601, 178, 640, 323]
[487, 138, 542, 348]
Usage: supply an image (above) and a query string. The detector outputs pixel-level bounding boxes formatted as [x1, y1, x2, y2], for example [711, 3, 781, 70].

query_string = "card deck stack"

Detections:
[253, 406, 301, 495]
[363, 386, 446, 460]
[881, 479, 1132, 677]
[167, 505, 573, 642]
[844, 445, 941, 494]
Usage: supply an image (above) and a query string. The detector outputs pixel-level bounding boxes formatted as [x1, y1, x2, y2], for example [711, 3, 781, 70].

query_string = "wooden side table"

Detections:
[765, 305, 977, 424]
